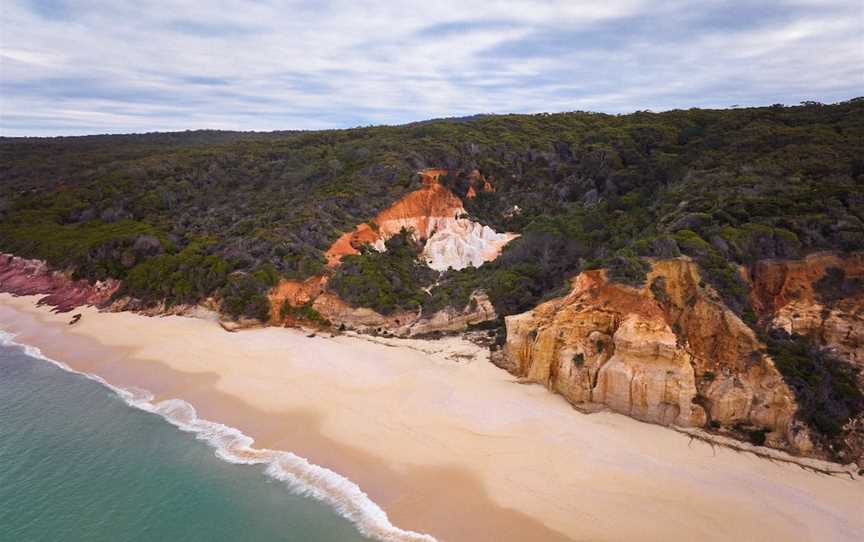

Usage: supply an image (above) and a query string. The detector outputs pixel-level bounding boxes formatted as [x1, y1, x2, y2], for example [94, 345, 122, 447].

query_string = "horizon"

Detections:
[2, 97, 861, 140]
[1, 1, 862, 137]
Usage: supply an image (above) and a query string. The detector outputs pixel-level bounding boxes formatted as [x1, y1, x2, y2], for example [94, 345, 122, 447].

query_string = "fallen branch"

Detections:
[673, 426, 860, 479]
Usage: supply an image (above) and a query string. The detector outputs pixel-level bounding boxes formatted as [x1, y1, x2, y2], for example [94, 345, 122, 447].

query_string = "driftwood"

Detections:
[673, 426, 860, 480]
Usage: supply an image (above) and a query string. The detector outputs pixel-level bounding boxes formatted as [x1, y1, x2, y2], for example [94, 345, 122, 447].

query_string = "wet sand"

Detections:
[1, 293, 862, 542]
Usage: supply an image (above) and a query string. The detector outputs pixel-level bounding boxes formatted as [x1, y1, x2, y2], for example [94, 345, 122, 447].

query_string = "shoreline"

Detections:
[0, 329, 435, 542]
[1, 293, 863, 542]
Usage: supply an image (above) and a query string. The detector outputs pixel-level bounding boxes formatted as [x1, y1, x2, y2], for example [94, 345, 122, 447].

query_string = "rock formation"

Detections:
[500, 258, 803, 452]
[324, 169, 515, 271]
[268, 273, 497, 337]
[747, 252, 864, 365]
[393, 290, 496, 336]
[267, 275, 328, 322]
[422, 221, 517, 272]
[270, 168, 512, 329]
[0, 253, 119, 312]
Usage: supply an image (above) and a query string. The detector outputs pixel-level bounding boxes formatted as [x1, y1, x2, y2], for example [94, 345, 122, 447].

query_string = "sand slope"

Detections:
[0, 293, 861, 542]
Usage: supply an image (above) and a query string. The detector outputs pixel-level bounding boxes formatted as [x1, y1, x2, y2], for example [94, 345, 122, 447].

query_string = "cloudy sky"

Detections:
[1, 1, 862, 136]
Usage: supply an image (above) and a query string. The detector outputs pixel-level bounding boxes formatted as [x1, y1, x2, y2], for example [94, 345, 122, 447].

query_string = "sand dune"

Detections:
[1, 293, 861, 542]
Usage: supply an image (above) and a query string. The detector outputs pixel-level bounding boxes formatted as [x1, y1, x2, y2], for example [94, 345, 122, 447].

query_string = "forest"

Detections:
[1, 99, 862, 322]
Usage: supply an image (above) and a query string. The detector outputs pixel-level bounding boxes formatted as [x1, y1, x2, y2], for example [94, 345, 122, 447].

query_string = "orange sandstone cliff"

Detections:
[324, 169, 456, 267]
[270, 169, 513, 332]
[747, 252, 864, 365]
[499, 258, 807, 452]
[324, 169, 516, 272]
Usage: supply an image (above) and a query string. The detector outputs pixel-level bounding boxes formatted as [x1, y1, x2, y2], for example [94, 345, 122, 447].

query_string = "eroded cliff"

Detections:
[0, 253, 119, 312]
[270, 169, 510, 331]
[268, 272, 496, 338]
[324, 169, 515, 272]
[500, 258, 807, 452]
[748, 252, 864, 365]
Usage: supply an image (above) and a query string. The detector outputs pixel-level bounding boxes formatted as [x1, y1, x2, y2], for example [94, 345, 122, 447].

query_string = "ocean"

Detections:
[0, 337, 373, 542]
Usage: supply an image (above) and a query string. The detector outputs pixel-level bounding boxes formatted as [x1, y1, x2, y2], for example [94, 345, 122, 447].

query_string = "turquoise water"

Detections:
[0, 340, 372, 542]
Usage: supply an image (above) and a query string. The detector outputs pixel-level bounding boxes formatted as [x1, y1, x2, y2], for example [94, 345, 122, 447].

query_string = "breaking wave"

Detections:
[0, 330, 436, 542]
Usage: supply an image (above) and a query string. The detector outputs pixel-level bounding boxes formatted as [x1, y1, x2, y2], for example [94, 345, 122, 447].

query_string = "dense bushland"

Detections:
[1, 99, 862, 323]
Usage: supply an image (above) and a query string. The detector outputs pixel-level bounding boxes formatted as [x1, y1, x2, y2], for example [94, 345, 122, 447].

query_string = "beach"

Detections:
[1, 292, 862, 542]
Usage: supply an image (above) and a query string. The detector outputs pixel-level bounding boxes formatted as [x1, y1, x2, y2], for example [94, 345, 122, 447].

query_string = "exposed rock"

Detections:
[593, 314, 706, 426]
[744, 252, 864, 464]
[324, 168, 515, 271]
[219, 317, 265, 332]
[0, 253, 119, 312]
[297, 288, 497, 338]
[0, 253, 225, 321]
[310, 291, 411, 332]
[502, 258, 800, 452]
[747, 252, 864, 365]
[422, 221, 517, 272]
[267, 275, 328, 323]
[269, 168, 512, 331]
[395, 290, 496, 336]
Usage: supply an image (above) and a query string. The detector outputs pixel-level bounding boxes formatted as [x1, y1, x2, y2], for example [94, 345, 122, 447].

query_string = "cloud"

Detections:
[0, 0, 861, 136]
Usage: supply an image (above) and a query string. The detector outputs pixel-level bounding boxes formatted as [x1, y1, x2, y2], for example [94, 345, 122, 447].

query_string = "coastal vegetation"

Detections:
[1, 98, 863, 456]
[764, 329, 863, 440]
[329, 228, 436, 315]
[2, 100, 861, 321]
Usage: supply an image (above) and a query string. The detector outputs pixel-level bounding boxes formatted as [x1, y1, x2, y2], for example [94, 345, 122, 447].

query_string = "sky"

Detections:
[1, 0, 862, 136]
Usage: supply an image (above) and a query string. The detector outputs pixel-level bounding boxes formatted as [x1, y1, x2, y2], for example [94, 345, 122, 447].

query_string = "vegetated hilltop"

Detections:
[1, 99, 863, 462]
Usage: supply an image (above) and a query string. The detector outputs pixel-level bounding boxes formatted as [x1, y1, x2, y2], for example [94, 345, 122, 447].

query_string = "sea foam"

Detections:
[0, 330, 436, 542]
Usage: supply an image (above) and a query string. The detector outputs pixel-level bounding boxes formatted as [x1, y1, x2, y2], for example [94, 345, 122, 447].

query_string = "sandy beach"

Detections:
[1, 292, 862, 542]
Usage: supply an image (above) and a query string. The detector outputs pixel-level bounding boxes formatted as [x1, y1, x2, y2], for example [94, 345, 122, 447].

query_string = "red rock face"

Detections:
[274, 169, 461, 325]
[267, 274, 328, 323]
[502, 259, 798, 450]
[323, 168, 515, 272]
[747, 252, 864, 365]
[323, 168, 462, 267]
[748, 252, 864, 314]
[0, 253, 120, 312]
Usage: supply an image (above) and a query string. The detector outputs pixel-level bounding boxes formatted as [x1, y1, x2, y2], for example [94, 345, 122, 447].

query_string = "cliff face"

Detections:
[267, 275, 328, 323]
[324, 169, 515, 272]
[0, 253, 119, 312]
[501, 258, 804, 451]
[748, 252, 864, 366]
[270, 168, 511, 330]
[268, 271, 496, 337]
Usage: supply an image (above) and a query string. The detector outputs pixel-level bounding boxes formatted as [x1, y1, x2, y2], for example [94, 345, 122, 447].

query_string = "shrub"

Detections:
[329, 228, 436, 315]
[122, 244, 229, 305]
[814, 267, 863, 304]
[606, 248, 651, 287]
[281, 301, 330, 326]
[765, 330, 863, 438]
[219, 271, 273, 321]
